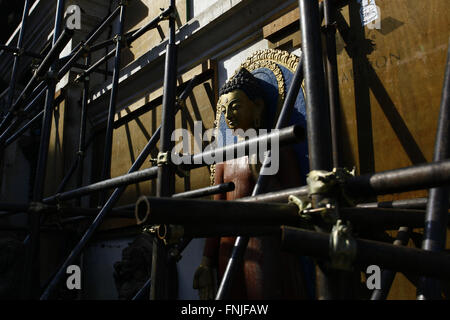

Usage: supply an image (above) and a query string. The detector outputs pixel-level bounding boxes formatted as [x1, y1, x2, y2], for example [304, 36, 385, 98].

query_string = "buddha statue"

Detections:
[193, 68, 307, 300]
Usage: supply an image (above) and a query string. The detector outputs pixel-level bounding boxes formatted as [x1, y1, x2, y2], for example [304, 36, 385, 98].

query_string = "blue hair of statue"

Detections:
[219, 68, 265, 102]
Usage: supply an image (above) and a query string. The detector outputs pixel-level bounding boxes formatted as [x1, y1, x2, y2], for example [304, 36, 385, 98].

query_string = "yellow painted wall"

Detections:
[335, 0, 449, 300]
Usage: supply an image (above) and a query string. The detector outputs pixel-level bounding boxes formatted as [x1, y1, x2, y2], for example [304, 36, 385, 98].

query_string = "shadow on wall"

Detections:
[121, 0, 149, 67]
[337, 4, 426, 177]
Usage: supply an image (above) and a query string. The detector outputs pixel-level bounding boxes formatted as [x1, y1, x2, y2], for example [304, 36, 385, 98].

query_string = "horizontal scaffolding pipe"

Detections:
[44, 125, 303, 204]
[135, 197, 301, 226]
[43, 166, 159, 204]
[239, 186, 309, 203]
[185, 125, 305, 170]
[135, 196, 444, 230]
[112, 182, 235, 212]
[158, 224, 280, 240]
[172, 182, 235, 199]
[345, 159, 450, 196]
[281, 226, 450, 280]
[357, 198, 430, 210]
[340, 207, 450, 230]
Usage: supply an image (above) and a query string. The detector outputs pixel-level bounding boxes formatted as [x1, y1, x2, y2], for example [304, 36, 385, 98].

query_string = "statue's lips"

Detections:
[226, 118, 237, 129]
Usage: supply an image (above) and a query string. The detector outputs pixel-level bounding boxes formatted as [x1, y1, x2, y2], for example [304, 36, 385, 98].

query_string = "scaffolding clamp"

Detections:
[113, 34, 129, 48]
[74, 73, 85, 83]
[176, 97, 186, 109]
[160, 7, 175, 21]
[28, 202, 49, 214]
[79, 41, 90, 54]
[288, 195, 313, 222]
[157, 151, 169, 166]
[142, 225, 158, 235]
[329, 219, 357, 271]
[158, 224, 184, 246]
[13, 48, 24, 57]
[307, 167, 356, 205]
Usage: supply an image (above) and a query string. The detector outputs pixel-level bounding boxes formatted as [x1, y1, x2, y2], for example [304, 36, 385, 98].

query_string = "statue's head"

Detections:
[218, 68, 266, 131]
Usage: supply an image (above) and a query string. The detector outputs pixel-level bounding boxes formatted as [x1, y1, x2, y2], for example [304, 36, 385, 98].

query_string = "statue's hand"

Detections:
[193, 257, 215, 300]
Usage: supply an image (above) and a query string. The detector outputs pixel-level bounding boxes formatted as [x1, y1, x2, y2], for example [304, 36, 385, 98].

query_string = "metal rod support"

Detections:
[281, 226, 450, 281]
[0, 28, 73, 133]
[152, 0, 177, 300]
[417, 40, 450, 300]
[25, 0, 67, 299]
[135, 197, 301, 226]
[6, 0, 31, 113]
[172, 182, 235, 199]
[100, 4, 126, 200]
[324, 0, 341, 168]
[345, 159, 450, 196]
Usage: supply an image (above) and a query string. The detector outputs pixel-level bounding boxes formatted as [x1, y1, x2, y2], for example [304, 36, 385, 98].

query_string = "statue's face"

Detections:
[218, 89, 261, 131]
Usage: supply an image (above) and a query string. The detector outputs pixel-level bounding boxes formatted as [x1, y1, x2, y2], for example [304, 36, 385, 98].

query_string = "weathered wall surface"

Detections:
[336, 0, 449, 189]
[336, 0, 450, 299]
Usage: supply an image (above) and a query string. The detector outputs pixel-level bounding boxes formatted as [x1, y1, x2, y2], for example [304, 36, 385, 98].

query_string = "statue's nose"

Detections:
[225, 108, 232, 119]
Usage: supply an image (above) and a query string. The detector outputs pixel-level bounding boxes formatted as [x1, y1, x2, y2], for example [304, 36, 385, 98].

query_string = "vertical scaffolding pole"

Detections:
[324, 0, 341, 168]
[298, 0, 336, 300]
[5, 0, 31, 112]
[75, 55, 91, 207]
[99, 3, 126, 204]
[24, 0, 66, 299]
[151, 0, 177, 300]
[417, 41, 450, 300]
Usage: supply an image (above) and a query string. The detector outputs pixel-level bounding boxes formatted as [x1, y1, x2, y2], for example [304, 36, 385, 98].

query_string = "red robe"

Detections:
[203, 150, 307, 299]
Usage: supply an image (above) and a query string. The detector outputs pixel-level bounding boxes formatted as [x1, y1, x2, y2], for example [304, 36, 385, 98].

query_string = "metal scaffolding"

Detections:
[0, 0, 448, 300]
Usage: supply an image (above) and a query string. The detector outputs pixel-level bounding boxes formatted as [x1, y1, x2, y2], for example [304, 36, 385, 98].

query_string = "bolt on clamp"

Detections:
[13, 48, 24, 57]
[157, 151, 169, 166]
[288, 195, 313, 221]
[329, 219, 357, 271]
[143, 225, 158, 234]
[28, 202, 49, 213]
